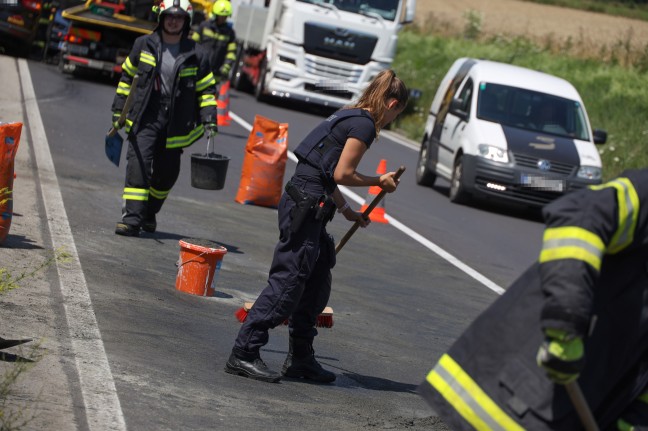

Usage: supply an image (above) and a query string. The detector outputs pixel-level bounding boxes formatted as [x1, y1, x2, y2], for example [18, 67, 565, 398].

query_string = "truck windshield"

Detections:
[300, 0, 399, 21]
[477, 82, 590, 141]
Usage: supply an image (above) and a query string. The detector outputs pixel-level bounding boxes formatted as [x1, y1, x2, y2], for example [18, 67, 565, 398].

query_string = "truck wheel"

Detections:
[449, 155, 470, 204]
[415, 136, 437, 187]
[255, 59, 267, 102]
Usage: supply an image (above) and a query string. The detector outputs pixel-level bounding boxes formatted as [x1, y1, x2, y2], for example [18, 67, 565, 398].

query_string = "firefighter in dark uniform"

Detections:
[191, 0, 236, 126]
[419, 168, 648, 430]
[111, 0, 217, 237]
[224, 70, 409, 383]
[191, 0, 236, 79]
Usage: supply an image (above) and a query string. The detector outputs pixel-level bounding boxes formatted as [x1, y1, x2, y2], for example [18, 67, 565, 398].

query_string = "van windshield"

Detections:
[477, 82, 590, 141]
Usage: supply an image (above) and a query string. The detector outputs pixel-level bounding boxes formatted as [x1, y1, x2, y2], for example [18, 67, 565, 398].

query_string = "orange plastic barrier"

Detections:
[235, 115, 288, 208]
[0, 122, 23, 244]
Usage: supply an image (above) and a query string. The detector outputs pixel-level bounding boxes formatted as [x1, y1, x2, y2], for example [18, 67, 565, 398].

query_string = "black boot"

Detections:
[224, 350, 281, 383]
[282, 336, 336, 383]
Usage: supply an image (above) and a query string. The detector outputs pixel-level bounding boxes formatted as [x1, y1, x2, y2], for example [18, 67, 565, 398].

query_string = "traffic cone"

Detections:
[360, 159, 389, 224]
[217, 80, 232, 126]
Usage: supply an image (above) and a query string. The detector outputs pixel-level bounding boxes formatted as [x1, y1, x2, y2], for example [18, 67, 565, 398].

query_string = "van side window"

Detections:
[456, 79, 474, 117]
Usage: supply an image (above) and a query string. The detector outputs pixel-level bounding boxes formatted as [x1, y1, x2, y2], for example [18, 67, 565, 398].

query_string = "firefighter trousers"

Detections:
[233, 174, 336, 359]
[121, 101, 182, 228]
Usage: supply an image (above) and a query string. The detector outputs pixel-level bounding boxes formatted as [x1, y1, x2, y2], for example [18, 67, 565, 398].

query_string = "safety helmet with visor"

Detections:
[158, 0, 193, 25]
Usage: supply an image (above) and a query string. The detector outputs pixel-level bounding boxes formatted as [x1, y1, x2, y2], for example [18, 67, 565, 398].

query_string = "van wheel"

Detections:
[415, 137, 436, 187]
[449, 156, 469, 204]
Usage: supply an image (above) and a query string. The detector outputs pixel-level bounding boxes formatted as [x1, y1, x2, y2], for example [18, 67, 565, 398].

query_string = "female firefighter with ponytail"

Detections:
[225, 70, 409, 383]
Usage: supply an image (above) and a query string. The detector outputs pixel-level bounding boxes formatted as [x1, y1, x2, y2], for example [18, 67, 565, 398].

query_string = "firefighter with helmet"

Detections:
[110, 0, 218, 237]
[191, 0, 236, 126]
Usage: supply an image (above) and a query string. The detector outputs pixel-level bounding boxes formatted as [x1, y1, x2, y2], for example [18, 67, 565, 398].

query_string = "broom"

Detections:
[234, 165, 406, 328]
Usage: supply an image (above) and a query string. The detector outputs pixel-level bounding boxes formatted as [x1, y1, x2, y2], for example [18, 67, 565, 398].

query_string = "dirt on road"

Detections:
[415, 0, 648, 59]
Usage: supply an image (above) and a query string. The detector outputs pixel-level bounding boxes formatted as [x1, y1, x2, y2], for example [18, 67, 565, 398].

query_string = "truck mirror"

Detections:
[593, 128, 607, 145]
[401, 0, 415, 24]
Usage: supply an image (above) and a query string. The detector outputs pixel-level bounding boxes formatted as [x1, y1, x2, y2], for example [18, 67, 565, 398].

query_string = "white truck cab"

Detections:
[416, 58, 607, 208]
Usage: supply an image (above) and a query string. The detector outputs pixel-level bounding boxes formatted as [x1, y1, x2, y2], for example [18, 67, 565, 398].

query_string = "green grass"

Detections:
[392, 29, 648, 180]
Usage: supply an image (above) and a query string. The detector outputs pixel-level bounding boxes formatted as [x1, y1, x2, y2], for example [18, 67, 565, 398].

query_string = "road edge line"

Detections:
[18, 59, 127, 431]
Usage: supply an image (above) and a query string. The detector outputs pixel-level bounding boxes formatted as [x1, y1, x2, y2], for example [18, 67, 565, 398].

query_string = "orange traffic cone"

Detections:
[217, 80, 232, 126]
[360, 159, 389, 224]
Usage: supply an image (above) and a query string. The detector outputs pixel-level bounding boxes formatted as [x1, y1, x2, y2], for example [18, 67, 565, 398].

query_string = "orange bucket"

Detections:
[176, 238, 228, 296]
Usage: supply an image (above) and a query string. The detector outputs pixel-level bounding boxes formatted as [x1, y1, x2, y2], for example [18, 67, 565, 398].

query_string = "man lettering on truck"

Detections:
[110, 0, 218, 237]
[191, 0, 236, 126]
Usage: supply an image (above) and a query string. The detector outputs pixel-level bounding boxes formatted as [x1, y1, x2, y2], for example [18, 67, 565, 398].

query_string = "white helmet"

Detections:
[158, 0, 193, 24]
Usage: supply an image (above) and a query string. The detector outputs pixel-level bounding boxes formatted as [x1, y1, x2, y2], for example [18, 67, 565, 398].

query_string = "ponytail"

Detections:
[349, 70, 408, 136]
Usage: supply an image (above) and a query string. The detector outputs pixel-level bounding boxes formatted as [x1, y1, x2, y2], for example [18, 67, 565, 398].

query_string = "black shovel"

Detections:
[105, 75, 139, 167]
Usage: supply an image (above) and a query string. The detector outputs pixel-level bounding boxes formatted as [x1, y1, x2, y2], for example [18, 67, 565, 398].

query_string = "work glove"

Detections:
[219, 63, 231, 78]
[112, 111, 122, 129]
[536, 328, 584, 385]
[205, 123, 218, 137]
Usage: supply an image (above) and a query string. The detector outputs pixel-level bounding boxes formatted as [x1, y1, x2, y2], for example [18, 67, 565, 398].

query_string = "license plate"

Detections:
[88, 59, 105, 69]
[66, 44, 89, 56]
[520, 174, 564, 192]
[315, 79, 345, 90]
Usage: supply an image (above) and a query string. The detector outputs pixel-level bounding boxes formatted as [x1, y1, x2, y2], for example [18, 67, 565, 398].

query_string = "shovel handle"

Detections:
[565, 381, 599, 431]
[107, 75, 139, 138]
[335, 165, 405, 254]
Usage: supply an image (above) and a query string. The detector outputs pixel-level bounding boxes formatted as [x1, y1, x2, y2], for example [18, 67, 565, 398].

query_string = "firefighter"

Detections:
[191, 0, 236, 126]
[110, 0, 217, 237]
[419, 168, 648, 430]
[224, 70, 409, 383]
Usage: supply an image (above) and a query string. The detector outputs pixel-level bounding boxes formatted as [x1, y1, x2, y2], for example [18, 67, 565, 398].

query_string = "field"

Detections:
[415, 0, 648, 59]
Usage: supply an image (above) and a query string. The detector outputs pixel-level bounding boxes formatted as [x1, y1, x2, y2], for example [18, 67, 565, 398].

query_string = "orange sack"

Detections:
[235, 115, 288, 208]
[0, 122, 22, 244]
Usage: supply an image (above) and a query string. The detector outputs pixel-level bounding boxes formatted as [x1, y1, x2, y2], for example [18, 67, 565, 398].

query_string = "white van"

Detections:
[416, 58, 607, 208]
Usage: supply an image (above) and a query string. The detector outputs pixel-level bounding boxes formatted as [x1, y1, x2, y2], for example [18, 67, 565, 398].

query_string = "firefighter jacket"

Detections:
[191, 19, 236, 77]
[111, 30, 217, 149]
[419, 168, 648, 430]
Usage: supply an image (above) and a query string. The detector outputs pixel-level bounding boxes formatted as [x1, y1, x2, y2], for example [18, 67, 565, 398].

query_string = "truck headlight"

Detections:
[478, 144, 509, 163]
[577, 166, 602, 180]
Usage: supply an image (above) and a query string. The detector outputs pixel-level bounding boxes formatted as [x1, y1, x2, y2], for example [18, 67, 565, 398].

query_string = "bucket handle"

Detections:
[206, 133, 214, 155]
[176, 250, 210, 269]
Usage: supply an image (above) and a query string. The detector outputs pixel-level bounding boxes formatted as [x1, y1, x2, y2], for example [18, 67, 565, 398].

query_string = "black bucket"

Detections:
[190, 152, 230, 190]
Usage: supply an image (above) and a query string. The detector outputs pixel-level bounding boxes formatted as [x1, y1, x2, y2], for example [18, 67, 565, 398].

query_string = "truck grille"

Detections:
[304, 56, 362, 82]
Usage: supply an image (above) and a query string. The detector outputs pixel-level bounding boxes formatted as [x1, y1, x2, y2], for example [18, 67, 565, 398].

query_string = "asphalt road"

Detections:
[0, 55, 546, 430]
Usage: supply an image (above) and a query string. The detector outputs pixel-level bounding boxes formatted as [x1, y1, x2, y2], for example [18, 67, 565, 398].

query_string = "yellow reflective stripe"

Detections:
[125, 118, 133, 133]
[191, 32, 200, 42]
[166, 125, 204, 149]
[196, 72, 216, 91]
[140, 51, 156, 67]
[200, 94, 217, 107]
[227, 42, 236, 51]
[202, 28, 216, 39]
[116, 81, 131, 96]
[122, 57, 137, 77]
[539, 226, 604, 271]
[226, 52, 237, 61]
[149, 187, 169, 199]
[427, 354, 524, 431]
[590, 178, 638, 254]
[180, 67, 198, 77]
[123, 188, 149, 201]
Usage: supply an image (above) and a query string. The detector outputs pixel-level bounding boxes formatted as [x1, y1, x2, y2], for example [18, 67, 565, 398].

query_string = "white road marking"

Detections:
[228, 110, 505, 295]
[19, 59, 127, 431]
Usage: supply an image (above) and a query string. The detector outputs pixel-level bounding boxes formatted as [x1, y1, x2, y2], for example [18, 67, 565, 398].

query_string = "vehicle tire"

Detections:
[415, 136, 437, 187]
[449, 155, 470, 204]
[231, 47, 252, 92]
[254, 58, 267, 102]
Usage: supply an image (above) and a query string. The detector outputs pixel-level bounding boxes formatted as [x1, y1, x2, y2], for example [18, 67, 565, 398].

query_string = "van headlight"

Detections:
[478, 144, 509, 163]
[577, 166, 602, 180]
